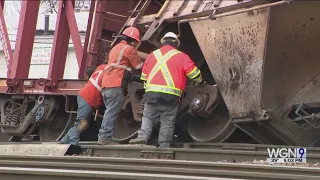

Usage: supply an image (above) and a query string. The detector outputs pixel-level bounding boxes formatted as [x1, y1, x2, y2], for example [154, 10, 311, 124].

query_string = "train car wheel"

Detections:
[187, 105, 236, 142]
[112, 101, 141, 143]
[38, 112, 76, 142]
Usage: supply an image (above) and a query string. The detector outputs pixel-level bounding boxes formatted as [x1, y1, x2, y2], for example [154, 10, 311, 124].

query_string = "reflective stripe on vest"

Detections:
[135, 61, 144, 70]
[89, 69, 103, 92]
[145, 49, 181, 96]
[145, 84, 182, 96]
[104, 45, 132, 71]
[141, 72, 147, 80]
[186, 66, 201, 79]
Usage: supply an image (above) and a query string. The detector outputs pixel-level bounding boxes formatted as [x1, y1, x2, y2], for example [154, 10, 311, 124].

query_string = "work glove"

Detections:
[131, 70, 142, 82]
[196, 79, 206, 85]
[132, 75, 143, 82]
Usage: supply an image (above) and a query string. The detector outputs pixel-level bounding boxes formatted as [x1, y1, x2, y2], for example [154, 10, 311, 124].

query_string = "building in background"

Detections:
[0, 12, 89, 79]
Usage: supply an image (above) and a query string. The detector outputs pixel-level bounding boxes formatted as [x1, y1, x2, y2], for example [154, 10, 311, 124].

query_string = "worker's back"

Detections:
[79, 64, 107, 109]
[102, 40, 142, 89]
[142, 45, 200, 98]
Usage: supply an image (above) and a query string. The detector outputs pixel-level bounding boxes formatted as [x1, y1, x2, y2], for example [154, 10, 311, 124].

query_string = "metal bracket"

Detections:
[0, 144, 70, 156]
[294, 103, 319, 128]
[203, 1, 213, 11]
[37, 78, 59, 92]
[208, 0, 223, 20]
[140, 150, 175, 159]
[231, 109, 271, 124]
[5, 79, 22, 93]
[229, 66, 242, 85]
[257, 109, 272, 121]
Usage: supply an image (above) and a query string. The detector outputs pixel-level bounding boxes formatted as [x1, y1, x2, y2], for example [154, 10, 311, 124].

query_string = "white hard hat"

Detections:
[160, 32, 180, 47]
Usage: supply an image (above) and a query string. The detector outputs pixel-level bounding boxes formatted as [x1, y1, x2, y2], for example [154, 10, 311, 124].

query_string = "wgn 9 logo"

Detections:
[266, 148, 307, 164]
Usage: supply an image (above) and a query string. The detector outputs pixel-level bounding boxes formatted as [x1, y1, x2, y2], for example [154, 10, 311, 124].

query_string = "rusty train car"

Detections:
[1, 0, 320, 146]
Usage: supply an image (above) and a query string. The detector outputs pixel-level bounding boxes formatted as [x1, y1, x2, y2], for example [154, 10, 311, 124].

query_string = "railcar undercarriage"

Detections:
[1, 0, 320, 147]
[0, 81, 240, 144]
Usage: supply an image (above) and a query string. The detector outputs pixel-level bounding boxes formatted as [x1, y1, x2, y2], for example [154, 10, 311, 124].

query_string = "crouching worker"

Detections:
[129, 32, 204, 148]
[59, 63, 107, 145]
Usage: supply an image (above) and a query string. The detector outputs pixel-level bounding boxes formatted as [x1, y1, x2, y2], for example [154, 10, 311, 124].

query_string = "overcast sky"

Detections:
[3, 1, 21, 16]
[3, 1, 47, 16]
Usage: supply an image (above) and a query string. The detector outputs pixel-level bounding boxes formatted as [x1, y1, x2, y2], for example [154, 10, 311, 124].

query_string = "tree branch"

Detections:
[41, 0, 91, 14]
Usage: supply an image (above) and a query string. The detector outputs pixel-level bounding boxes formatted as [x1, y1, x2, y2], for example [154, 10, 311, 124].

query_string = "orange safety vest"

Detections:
[79, 64, 106, 109]
[102, 41, 143, 88]
[141, 45, 202, 97]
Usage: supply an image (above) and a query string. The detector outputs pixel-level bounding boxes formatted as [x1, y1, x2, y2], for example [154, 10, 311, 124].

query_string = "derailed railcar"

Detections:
[142, 0, 320, 146]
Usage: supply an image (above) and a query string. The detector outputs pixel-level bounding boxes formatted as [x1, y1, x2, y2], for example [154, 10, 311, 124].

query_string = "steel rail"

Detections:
[2, 141, 320, 153]
[0, 155, 320, 180]
[79, 141, 320, 152]
[77, 144, 320, 164]
[0, 166, 242, 180]
[175, 142, 320, 153]
[0, 142, 320, 163]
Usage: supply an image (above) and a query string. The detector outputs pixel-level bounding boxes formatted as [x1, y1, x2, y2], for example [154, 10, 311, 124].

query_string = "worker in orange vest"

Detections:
[59, 63, 107, 145]
[129, 32, 204, 148]
[97, 27, 144, 145]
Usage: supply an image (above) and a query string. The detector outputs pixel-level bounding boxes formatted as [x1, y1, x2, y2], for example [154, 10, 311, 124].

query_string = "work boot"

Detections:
[97, 138, 120, 145]
[129, 138, 146, 145]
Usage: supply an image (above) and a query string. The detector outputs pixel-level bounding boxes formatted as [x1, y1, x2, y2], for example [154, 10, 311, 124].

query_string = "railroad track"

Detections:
[0, 142, 320, 179]
[0, 167, 243, 180]
[1, 155, 320, 180]
[1, 142, 320, 163]
[77, 142, 320, 163]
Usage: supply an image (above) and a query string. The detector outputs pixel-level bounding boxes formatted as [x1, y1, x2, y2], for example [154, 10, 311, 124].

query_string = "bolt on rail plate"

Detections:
[140, 150, 175, 159]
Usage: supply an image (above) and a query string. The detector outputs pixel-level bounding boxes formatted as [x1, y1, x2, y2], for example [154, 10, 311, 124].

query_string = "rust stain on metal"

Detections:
[261, 2, 320, 114]
[189, 9, 269, 118]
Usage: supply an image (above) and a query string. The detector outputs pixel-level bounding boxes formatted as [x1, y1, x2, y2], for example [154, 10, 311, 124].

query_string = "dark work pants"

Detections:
[137, 102, 179, 148]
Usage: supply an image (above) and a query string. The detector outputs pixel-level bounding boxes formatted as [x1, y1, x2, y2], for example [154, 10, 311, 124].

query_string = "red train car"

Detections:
[0, 0, 162, 142]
